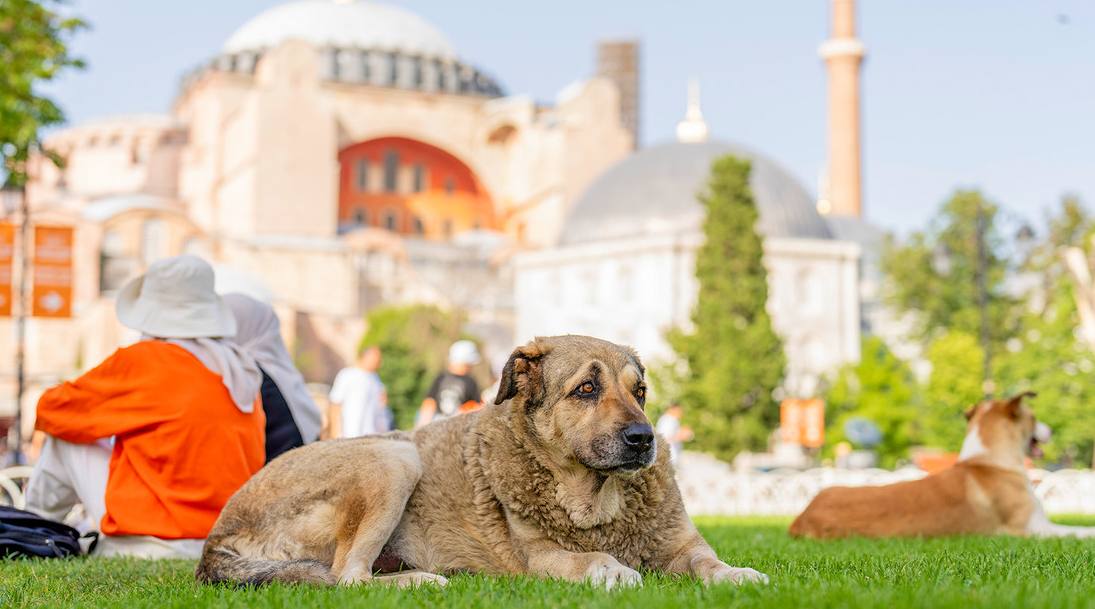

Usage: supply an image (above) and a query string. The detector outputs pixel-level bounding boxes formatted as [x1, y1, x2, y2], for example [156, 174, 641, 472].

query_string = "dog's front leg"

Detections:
[508, 515, 640, 590]
[332, 442, 447, 587]
[658, 521, 768, 585]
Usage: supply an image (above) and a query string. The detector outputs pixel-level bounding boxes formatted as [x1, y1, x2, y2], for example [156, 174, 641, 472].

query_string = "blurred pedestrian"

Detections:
[415, 340, 481, 428]
[655, 403, 694, 466]
[328, 345, 386, 438]
[24, 255, 265, 558]
[223, 293, 322, 462]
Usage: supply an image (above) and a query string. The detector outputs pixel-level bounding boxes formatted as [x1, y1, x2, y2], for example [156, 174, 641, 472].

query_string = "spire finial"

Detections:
[676, 77, 709, 143]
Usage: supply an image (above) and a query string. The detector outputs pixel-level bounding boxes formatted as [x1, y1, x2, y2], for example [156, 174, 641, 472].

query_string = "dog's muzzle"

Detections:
[619, 423, 656, 470]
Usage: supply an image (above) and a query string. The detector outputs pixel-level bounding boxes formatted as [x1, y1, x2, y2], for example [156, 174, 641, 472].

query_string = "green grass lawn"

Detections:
[4, 516, 1095, 608]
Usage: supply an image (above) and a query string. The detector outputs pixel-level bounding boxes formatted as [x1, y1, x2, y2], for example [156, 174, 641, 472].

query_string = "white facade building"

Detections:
[515, 136, 861, 395]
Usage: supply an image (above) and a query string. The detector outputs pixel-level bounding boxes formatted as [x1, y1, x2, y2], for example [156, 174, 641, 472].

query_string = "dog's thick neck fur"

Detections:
[473, 399, 677, 563]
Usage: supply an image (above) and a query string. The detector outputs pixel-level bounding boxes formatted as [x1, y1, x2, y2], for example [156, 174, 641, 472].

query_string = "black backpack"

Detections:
[0, 505, 93, 559]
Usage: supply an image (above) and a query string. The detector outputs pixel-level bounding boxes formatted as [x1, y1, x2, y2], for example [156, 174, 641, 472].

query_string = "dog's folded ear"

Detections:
[495, 340, 552, 407]
[1005, 391, 1037, 418]
[963, 405, 978, 421]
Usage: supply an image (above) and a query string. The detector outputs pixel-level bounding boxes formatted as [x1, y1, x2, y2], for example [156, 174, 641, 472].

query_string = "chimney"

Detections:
[597, 40, 640, 149]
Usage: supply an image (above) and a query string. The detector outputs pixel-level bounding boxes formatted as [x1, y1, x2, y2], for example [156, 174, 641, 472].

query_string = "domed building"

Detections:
[514, 94, 861, 394]
[15, 0, 633, 409]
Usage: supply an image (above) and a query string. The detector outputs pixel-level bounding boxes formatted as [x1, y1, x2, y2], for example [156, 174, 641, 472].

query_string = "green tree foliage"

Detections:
[921, 331, 985, 451]
[994, 195, 1095, 466]
[823, 337, 920, 467]
[359, 304, 487, 430]
[0, 0, 85, 185]
[996, 288, 1095, 466]
[667, 155, 785, 462]
[881, 189, 1020, 347]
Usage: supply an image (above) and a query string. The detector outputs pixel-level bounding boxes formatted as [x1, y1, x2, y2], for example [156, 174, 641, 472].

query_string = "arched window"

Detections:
[353, 208, 367, 226]
[443, 219, 453, 236]
[100, 230, 131, 294]
[383, 150, 399, 192]
[412, 163, 426, 193]
[141, 218, 165, 267]
[412, 57, 423, 87]
[444, 177, 455, 197]
[412, 216, 424, 235]
[383, 210, 399, 232]
[387, 53, 398, 85]
[355, 159, 369, 191]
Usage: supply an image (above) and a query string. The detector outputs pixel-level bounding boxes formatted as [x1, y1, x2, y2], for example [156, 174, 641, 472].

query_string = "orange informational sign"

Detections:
[780, 398, 826, 448]
[32, 226, 74, 318]
[0, 224, 13, 317]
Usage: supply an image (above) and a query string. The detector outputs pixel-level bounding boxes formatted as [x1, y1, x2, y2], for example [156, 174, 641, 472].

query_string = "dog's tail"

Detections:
[195, 545, 337, 587]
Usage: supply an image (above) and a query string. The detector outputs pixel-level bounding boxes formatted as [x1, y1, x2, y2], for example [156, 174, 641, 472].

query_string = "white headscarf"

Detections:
[142, 335, 263, 413]
[222, 293, 323, 443]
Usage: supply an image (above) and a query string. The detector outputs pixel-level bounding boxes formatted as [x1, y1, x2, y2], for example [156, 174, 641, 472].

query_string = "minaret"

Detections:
[675, 78, 709, 143]
[818, 0, 865, 217]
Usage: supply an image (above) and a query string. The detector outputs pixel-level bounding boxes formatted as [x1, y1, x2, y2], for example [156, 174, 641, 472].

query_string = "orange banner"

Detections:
[780, 398, 825, 448]
[32, 226, 73, 318]
[0, 224, 13, 317]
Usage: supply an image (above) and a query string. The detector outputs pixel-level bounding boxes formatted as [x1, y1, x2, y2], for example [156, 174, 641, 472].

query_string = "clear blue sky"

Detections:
[42, 0, 1095, 236]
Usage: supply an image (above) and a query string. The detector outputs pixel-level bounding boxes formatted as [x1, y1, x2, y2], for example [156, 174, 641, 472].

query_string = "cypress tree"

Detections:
[668, 155, 785, 462]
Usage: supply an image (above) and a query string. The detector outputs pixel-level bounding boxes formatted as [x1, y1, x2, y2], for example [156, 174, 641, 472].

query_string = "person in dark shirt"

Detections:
[415, 340, 481, 427]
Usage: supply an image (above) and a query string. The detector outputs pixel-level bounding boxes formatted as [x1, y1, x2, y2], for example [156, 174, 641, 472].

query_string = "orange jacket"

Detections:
[35, 341, 265, 539]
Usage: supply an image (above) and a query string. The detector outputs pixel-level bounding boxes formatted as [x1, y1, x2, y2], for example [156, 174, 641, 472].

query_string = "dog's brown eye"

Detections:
[636, 388, 645, 399]
[577, 382, 595, 394]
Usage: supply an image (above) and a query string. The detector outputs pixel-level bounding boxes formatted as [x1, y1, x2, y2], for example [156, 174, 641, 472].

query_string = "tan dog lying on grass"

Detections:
[196, 335, 768, 589]
[790, 392, 1095, 539]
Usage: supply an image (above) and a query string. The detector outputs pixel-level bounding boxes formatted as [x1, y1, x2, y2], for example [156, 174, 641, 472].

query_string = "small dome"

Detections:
[559, 140, 832, 245]
[223, 0, 458, 60]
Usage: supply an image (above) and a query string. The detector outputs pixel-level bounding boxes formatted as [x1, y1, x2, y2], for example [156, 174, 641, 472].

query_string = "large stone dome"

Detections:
[559, 140, 832, 246]
[223, 0, 458, 60]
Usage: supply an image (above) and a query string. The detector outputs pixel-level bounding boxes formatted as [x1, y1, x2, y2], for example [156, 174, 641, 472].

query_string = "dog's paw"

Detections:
[704, 564, 769, 586]
[586, 562, 643, 590]
[337, 565, 371, 586]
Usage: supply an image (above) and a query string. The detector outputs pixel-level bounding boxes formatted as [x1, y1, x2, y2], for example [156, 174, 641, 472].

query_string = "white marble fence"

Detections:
[677, 451, 1095, 516]
[3, 457, 1094, 517]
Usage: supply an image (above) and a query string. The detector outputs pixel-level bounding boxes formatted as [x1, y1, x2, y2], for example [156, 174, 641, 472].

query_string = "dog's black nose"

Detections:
[621, 423, 654, 451]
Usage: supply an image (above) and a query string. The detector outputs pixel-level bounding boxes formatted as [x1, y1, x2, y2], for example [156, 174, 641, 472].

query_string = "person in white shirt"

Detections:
[655, 403, 693, 466]
[328, 346, 386, 438]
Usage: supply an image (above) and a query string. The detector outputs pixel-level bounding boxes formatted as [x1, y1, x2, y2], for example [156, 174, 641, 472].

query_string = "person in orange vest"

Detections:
[23, 255, 265, 558]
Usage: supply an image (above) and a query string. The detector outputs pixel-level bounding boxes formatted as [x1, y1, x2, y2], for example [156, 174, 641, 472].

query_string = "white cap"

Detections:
[449, 340, 481, 365]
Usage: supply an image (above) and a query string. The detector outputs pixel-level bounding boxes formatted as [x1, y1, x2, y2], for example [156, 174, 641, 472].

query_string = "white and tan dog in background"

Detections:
[790, 392, 1095, 539]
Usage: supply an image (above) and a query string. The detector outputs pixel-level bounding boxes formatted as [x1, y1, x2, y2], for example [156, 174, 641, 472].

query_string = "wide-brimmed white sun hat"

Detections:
[448, 340, 481, 365]
[115, 255, 237, 339]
